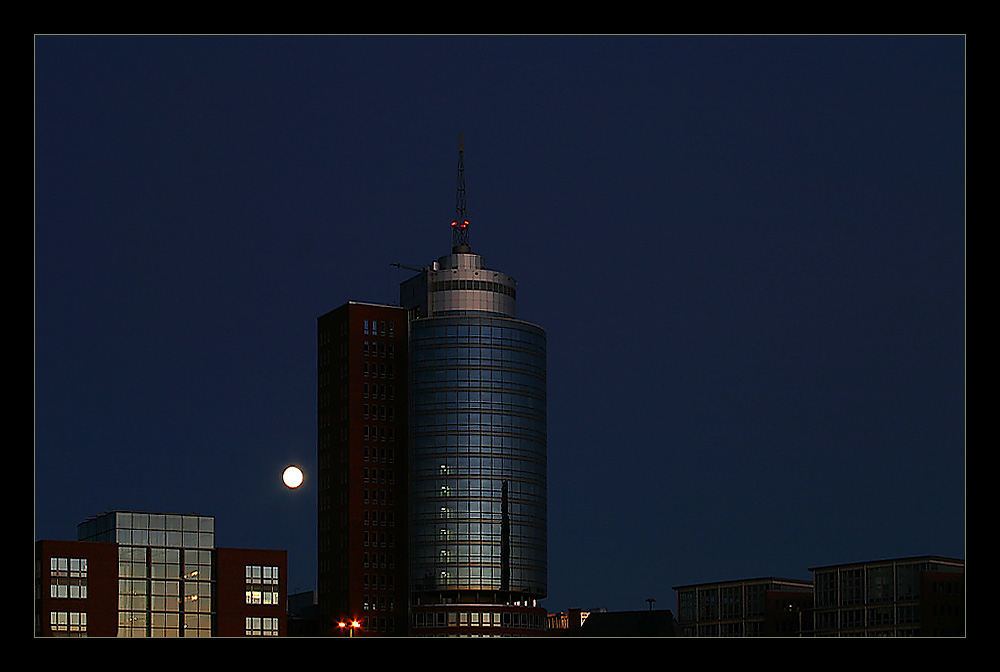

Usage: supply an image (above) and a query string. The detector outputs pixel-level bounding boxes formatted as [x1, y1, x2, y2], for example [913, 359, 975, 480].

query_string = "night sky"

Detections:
[34, 35, 965, 614]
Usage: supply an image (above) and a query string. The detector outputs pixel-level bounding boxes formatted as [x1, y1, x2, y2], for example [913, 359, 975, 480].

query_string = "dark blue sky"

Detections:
[34, 35, 965, 613]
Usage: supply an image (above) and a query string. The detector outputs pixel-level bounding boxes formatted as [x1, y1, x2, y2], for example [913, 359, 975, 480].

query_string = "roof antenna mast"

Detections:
[451, 132, 471, 253]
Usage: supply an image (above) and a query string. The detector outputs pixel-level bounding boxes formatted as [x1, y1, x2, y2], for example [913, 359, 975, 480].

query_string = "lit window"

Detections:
[50, 557, 88, 599]
[50, 610, 87, 636]
[245, 565, 279, 606]
[246, 616, 279, 636]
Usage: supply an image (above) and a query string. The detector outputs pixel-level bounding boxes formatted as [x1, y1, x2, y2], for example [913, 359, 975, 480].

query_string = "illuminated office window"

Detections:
[245, 565, 280, 605]
[50, 610, 87, 636]
[246, 616, 279, 636]
[50, 557, 88, 599]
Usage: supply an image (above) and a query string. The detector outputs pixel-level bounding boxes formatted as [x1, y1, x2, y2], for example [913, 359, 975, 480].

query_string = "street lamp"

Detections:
[338, 619, 362, 637]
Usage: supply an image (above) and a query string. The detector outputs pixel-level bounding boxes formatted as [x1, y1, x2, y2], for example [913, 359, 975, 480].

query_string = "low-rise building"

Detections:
[809, 555, 964, 637]
[673, 577, 814, 637]
[35, 510, 287, 637]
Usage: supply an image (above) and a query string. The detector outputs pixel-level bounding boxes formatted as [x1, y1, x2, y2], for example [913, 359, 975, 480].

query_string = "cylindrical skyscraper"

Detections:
[401, 139, 547, 635]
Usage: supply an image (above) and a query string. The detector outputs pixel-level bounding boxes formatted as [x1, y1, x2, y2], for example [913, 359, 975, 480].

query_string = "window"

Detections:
[245, 565, 280, 605]
[841, 608, 865, 629]
[867, 566, 894, 604]
[246, 616, 279, 636]
[678, 590, 696, 622]
[840, 568, 864, 606]
[50, 610, 87, 636]
[50, 557, 88, 599]
[720, 585, 743, 619]
[814, 570, 837, 608]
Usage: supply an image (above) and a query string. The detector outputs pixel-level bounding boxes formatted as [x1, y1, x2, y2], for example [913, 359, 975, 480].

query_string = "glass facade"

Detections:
[409, 313, 546, 601]
[810, 556, 964, 636]
[675, 579, 813, 637]
[77, 511, 215, 637]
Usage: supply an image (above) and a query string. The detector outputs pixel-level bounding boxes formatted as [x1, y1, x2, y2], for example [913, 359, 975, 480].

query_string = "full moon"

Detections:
[282, 465, 304, 489]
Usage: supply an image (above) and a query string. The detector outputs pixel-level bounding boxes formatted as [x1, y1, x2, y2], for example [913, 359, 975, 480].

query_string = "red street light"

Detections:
[338, 619, 362, 637]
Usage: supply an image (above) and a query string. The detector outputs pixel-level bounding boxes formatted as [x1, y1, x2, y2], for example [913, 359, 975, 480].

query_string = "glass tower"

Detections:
[403, 248, 547, 635]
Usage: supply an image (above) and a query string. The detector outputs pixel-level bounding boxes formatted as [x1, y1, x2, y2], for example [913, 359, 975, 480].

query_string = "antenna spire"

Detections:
[451, 132, 470, 253]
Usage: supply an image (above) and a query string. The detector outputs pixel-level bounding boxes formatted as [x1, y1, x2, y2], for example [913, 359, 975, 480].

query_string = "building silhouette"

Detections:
[670, 555, 965, 637]
[317, 136, 547, 635]
[573, 609, 677, 637]
[35, 510, 287, 637]
[673, 577, 814, 637]
[316, 302, 410, 635]
[809, 555, 964, 637]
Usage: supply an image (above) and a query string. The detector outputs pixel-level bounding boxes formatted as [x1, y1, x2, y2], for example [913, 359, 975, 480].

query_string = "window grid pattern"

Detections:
[50, 557, 88, 599]
[245, 565, 280, 605]
[811, 559, 963, 636]
[409, 315, 546, 598]
[246, 616, 279, 636]
[50, 610, 87, 636]
[77, 511, 215, 637]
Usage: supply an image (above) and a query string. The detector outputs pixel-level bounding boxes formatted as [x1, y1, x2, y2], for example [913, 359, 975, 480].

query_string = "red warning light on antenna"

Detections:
[450, 221, 457, 227]
[459, 220, 469, 229]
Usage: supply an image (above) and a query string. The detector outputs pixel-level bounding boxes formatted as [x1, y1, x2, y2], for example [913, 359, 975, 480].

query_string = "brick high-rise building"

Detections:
[316, 302, 410, 636]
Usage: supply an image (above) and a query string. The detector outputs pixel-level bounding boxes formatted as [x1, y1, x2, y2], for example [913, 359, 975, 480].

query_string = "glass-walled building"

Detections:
[809, 555, 964, 636]
[404, 249, 547, 635]
[77, 511, 216, 637]
[673, 577, 814, 637]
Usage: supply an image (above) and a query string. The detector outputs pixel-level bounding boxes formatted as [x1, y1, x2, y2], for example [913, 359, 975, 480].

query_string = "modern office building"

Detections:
[673, 577, 814, 637]
[316, 302, 410, 636]
[809, 555, 964, 637]
[402, 253, 547, 635]
[404, 139, 546, 636]
[317, 137, 547, 636]
[35, 510, 287, 637]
